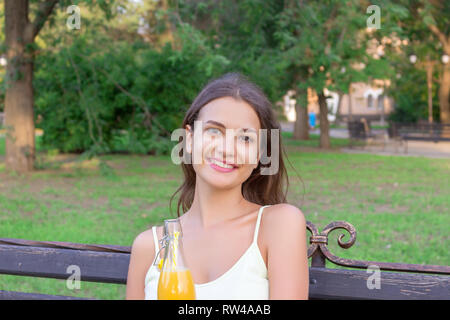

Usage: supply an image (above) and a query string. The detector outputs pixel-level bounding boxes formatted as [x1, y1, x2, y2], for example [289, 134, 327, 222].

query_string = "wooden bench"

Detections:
[0, 221, 449, 300]
[389, 122, 450, 154]
[347, 119, 387, 150]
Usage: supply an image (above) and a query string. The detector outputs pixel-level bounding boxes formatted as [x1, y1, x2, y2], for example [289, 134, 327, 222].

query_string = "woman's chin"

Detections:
[199, 171, 253, 191]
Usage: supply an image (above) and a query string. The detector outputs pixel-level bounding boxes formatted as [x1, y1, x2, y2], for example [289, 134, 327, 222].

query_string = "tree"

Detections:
[4, 0, 57, 173]
[177, 0, 287, 104]
[3, 0, 113, 173]
[33, 21, 229, 156]
[380, 0, 450, 123]
[275, 0, 369, 148]
[421, 0, 450, 123]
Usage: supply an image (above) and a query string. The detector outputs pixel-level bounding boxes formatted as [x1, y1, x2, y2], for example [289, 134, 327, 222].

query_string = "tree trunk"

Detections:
[4, 0, 35, 173]
[439, 63, 450, 123]
[426, 23, 450, 124]
[425, 60, 434, 123]
[334, 91, 343, 124]
[379, 88, 386, 126]
[293, 91, 309, 140]
[318, 91, 331, 149]
[348, 83, 353, 122]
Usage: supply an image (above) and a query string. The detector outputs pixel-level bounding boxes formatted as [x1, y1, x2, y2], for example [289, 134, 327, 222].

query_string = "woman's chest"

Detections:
[180, 226, 267, 284]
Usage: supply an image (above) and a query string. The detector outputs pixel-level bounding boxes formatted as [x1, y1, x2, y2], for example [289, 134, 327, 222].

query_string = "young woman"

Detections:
[126, 72, 309, 300]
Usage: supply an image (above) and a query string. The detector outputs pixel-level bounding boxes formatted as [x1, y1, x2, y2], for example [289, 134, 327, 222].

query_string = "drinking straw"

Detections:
[172, 231, 180, 271]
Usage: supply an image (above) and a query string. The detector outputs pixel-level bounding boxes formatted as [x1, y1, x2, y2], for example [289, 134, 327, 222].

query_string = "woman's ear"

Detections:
[185, 124, 193, 154]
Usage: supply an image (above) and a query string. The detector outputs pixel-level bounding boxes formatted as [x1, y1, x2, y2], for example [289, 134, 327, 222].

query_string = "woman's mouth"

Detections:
[207, 158, 238, 173]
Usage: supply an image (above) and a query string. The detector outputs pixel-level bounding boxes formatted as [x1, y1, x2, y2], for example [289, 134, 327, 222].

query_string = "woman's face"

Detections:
[186, 97, 261, 189]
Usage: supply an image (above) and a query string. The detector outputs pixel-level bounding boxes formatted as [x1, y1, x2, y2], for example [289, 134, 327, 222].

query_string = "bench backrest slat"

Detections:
[0, 244, 129, 284]
[390, 122, 450, 140]
[309, 267, 449, 300]
[0, 290, 93, 300]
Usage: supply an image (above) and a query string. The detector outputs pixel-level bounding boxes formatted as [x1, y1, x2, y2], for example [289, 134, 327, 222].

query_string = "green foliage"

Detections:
[372, 0, 448, 123]
[0, 71, 4, 112]
[34, 24, 228, 156]
[273, 0, 370, 95]
[386, 64, 440, 123]
[178, 0, 287, 103]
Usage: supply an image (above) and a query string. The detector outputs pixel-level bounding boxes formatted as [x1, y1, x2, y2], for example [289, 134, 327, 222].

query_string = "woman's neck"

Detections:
[182, 178, 253, 230]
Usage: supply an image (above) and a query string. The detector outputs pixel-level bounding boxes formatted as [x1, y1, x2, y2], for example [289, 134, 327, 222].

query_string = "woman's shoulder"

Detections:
[262, 204, 306, 238]
[258, 204, 306, 262]
[260, 204, 307, 261]
[263, 203, 305, 225]
[130, 225, 163, 263]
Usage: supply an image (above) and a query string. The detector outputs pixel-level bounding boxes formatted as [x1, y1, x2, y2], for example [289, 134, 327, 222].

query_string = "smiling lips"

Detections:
[207, 158, 238, 173]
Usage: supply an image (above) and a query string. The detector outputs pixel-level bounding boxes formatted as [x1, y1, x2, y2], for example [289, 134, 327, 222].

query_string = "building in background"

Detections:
[282, 80, 394, 125]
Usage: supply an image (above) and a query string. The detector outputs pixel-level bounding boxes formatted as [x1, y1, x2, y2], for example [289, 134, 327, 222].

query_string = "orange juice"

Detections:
[157, 268, 196, 300]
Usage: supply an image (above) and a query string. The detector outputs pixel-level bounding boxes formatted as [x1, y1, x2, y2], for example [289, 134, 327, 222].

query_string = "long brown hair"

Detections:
[170, 72, 291, 217]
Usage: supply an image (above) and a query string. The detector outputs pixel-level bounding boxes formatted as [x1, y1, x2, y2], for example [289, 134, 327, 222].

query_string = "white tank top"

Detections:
[144, 205, 271, 300]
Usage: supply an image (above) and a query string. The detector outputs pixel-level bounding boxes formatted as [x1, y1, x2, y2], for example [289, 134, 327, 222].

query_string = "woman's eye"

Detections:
[239, 135, 254, 143]
[206, 127, 221, 135]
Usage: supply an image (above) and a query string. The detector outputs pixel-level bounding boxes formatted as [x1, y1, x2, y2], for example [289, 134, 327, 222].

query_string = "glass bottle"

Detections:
[155, 218, 196, 300]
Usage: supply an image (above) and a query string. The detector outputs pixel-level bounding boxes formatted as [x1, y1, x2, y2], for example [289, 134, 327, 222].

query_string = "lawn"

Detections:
[0, 133, 449, 299]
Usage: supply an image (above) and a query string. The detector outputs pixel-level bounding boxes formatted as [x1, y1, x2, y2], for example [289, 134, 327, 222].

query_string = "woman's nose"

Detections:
[215, 131, 237, 159]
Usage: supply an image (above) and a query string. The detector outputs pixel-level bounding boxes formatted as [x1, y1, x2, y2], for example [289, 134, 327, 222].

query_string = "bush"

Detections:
[34, 25, 229, 156]
[386, 64, 440, 123]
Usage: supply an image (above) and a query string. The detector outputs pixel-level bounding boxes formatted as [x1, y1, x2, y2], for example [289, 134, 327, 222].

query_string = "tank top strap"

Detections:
[152, 226, 159, 257]
[253, 205, 271, 244]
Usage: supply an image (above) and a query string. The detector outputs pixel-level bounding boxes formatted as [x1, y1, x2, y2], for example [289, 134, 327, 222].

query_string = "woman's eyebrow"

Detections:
[205, 120, 226, 129]
[205, 120, 256, 132]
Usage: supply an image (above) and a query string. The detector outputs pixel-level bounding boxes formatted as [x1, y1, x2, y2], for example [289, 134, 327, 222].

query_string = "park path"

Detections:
[280, 121, 450, 159]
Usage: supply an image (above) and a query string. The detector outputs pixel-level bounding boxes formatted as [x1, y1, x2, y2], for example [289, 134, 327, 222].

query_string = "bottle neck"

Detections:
[161, 218, 186, 271]
[164, 218, 183, 239]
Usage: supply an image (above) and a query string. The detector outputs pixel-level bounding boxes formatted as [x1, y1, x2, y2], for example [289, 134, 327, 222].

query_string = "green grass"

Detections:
[281, 131, 358, 148]
[0, 134, 449, 299]
[328, 123, 389, 130]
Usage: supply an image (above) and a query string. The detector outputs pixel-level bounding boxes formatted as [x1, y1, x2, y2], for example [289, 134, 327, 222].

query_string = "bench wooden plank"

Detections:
[0, 290, 94, 300]
[309, 267, 449, 300]
[0, 244, 130, 284]
[2, 267, 448, 300]
[393, 123, 450, 142]
[403, 136, 450, 142]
